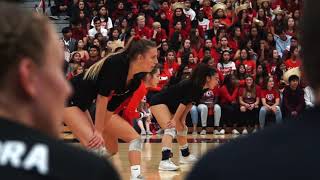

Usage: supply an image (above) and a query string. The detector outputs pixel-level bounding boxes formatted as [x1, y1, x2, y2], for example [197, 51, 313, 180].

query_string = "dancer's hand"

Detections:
[88, 130, 104, 149]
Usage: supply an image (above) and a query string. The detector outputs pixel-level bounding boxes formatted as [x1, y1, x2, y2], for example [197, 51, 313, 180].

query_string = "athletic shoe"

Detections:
[213, 129, 220, 135]
[159, 159, 179, 171]
[192, 131, 198, 136]
[179, 154, 198, 164]
[130, 174, 144, 180]
[232, 129, 240, 135]
[242, 129, 248, 135]
[219, 129, 225, 135]
[200, 129, 206, 135]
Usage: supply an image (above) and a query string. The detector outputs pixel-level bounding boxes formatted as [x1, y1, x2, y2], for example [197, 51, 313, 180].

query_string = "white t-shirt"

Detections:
[184, 8, 196, 21]
[88, 27, 108, 38]
[217, 61, 236, 76]
[198, 18, 210, 31]
[91, 17, 113, 30]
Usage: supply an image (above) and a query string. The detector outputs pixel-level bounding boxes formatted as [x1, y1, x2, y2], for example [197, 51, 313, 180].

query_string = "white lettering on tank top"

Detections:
[0, 141, 49, 175]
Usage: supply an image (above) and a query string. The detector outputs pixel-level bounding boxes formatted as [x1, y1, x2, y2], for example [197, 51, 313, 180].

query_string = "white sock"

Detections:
[179, 143, 189, 150]
[131, 165, 141, 178]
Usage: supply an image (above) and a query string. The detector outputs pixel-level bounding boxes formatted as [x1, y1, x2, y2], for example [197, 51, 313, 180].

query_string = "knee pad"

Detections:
[164, 128, 176, 138]
[177, 128, 188, 137]
[128, 138, 143, 152]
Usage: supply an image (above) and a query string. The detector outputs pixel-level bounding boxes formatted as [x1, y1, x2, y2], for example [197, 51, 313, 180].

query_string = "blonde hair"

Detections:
[84, 36, 157, 80]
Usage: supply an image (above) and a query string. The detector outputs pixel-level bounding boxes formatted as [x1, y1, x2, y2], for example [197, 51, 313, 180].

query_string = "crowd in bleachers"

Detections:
[55, 0, 309, 135]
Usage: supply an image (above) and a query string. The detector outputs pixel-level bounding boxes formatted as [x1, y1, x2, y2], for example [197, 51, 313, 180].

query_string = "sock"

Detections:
[161, 147, 171, 160]
[180, 144, 190, 157]
[131, 165, 141, 178]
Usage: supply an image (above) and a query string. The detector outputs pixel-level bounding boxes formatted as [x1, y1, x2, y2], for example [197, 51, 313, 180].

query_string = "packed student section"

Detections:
[58, 0, 308, 135]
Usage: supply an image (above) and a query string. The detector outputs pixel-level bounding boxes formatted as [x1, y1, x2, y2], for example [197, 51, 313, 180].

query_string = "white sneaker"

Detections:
[130, 174, 144, 180]
[200, 129, 206, 135]
[213, 129, 220, 135]
[242, 129, 248, 135]
[192, 131, 198, 136]
[159, 159, 179, 171]
[179, 154, 198, 164]
[252, 128, 258, 133]
[232, 129, 240, 135]
[219, 129, 225, 135]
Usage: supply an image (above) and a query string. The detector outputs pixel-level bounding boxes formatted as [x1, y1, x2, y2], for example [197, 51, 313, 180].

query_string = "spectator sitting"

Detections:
[238, 75, 261, 134]
[259, 76, 283, 129]
[282, 68, 305, 120]
[88, 17, 108, 42]
[84, 45, 101, 69]
[218, 74, 240, 134]
[62, 27, 77, 53]
[285, 46, 301, 70]
[274, 28, 292, 58]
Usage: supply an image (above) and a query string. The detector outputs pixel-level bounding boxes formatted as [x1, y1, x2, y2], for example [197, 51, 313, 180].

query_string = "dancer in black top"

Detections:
[0, 2, 119, 180]
[187, 1, 320, 179]
[64, 36, 158, 180]
[150, 64, 219, 171]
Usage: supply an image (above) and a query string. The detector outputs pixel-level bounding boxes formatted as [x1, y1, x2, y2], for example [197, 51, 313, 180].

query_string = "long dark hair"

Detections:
[190, 63, 217, 88]
[223, 74, 236, 94]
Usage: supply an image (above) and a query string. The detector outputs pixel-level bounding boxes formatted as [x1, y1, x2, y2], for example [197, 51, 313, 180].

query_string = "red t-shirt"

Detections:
[285, 59, 301, 70]
[218, 85, 239, 105]
[260, 88, 280, 106]
[135, 26, 152, 39]
[236, 59, 256, 76]
[239, 85, 261, 104]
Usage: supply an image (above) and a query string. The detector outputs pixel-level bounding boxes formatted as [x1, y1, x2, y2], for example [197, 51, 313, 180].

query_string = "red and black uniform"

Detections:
[67, 53, 146, 113]
[150, 80, 207, 114]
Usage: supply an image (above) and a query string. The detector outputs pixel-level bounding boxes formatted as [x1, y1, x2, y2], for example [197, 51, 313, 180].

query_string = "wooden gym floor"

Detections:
[62, 127, 239, 180]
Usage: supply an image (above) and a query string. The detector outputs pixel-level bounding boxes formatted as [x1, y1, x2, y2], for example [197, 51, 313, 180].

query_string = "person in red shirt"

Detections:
[238, 75, 261, 134]
[176, 39, 199, 64]
[160, 50, 180, 88]
[181, 52, 198, 80]
[135, 15, 152, 39]
[198, 39, 217, 62]
[285, 46, 301, 70]
[150, 22, 167, 45]
[259, 76, 282, 128]
[169, 4, 191, 33]
[212, 3, 232, 28]
[218, 74, 240, 135]
[235, 48, 256, 77]
[169, 21, 188, 43]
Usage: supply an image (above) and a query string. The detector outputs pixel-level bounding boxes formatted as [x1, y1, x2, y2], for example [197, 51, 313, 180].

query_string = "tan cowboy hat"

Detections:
[283, 67, 301, 84]
[235, 3, 249, 15]
[171, 2, 185, 11]
[212, 2, 227, 14]
[273, 6, 285, 15]
[257, 0, 271, 7]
